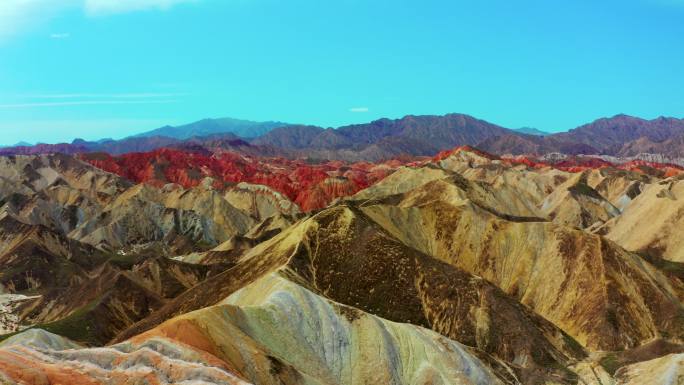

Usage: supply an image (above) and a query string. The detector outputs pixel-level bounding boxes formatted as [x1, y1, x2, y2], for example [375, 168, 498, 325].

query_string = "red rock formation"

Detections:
[81, 149, 403, 211]
[82, 147, 683, 213]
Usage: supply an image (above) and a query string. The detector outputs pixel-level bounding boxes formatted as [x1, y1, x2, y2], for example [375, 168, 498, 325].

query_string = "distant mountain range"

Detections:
[247, 113, 684, 161]
[132, 117, 288, 139]
[1, 113, 683, 161]
[479, 114, 684, 159]
[512, 127, 549, 136]
[0, 141, 32, 148]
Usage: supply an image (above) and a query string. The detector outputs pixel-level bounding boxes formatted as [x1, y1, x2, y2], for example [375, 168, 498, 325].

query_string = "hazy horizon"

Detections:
[5, 111, 684, 147]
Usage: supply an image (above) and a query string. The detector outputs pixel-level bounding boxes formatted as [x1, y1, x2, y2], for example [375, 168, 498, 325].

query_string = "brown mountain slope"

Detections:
[435, 149, 572, 207]
[0, 216, 108, 294]
[540, 171, 621, 229]
[585, 168, 653, 211]
[147, 273, 509, 385]
[602, 177, 684, 263]
[557, 115, 684, 152]
[224, 182, 301, 220]
[253, 114, 512, 160]
[68, 183, 255, 253]
[0, 329, 251, 385]
[355, 166, 544, 219]
[477, 133, 602, 156]
[479, 115, 684, 157]
[0, 154, 132, 201]
[16, 265, 166, 345]
[0, 219, 169, 344]
[0, 282, 507, 385]
[352, 174, 683, 351]
[0, 155, 295, 257]
[115, 204, 590, 383]
[617, 133, 684, 158]
[1, 149, 684, 384]
[277, 205, 586, 383]
[130, 256, 216, 299]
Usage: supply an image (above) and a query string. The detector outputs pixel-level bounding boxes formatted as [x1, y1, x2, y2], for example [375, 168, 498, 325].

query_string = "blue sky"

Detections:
[1, 0, 683, 144]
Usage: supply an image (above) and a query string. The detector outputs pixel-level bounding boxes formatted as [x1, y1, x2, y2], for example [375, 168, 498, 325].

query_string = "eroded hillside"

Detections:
[0, 148, 681, 385]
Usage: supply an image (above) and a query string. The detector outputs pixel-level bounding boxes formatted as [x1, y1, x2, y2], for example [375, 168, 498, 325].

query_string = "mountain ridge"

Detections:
[132, 117, 288, 140]
[1, 113, 683, 162]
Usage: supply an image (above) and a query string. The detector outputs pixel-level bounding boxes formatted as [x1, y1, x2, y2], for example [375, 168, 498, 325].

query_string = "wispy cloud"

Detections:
[0, 100, 178, 109]
[50, 32, 71, 39]
[84, 0, 198, 16]
[0, 0, 198, 40]
[349, 107, 370, 113]
[0, 0, 76, 40]
[27, 92, 186, 99]
[1, 91, 186, 108]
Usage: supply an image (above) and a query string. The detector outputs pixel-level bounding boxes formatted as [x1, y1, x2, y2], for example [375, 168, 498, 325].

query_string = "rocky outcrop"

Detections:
[0, 329, 251, 385]
[614, 353, 684, 384]
[0, 147, 683, 384]
[540, 171, 621, 229]
[81, 148, 399, 211]
[354, 174, 683, 352]
[224, 182, 301, 220]
[603, 178, 684, 262]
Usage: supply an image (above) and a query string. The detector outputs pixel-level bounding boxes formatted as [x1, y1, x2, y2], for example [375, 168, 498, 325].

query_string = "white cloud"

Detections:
[84, 0, 197, 15]
[50, 32, 70, 39]
[0, 0, 197, 40]
[349, 107, 369, 113]
[0, 0, 76, 40]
